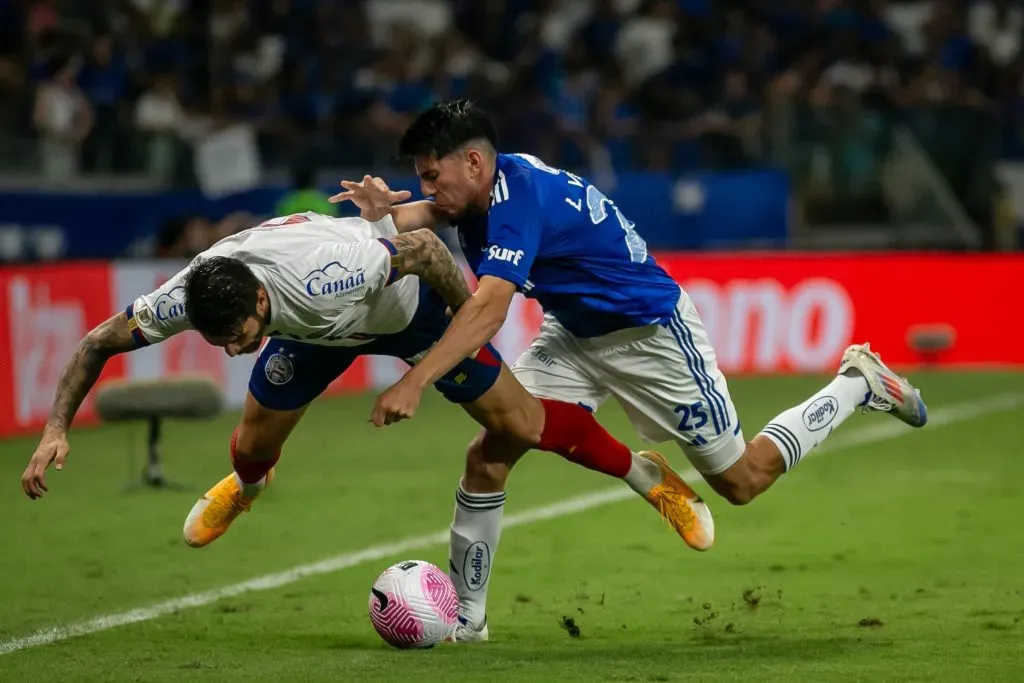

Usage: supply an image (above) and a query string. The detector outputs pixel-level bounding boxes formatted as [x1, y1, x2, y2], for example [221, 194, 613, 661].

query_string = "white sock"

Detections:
[623, 453, 662, 496]
[758, 374, 870, 471]
[233, 472, 269, 498]
[448, 483, 505, 627]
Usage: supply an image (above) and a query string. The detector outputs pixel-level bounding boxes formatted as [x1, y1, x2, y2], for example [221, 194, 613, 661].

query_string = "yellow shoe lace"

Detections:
[201, 489, 251, 528]
[649, 484, 696, 536]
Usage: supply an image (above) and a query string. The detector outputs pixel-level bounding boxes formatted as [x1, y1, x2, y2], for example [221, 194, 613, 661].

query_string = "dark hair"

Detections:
[184, 256, 262, 338]
[397, 99, 498, 162]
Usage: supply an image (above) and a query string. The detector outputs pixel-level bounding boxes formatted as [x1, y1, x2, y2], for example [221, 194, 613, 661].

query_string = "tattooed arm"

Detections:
[47, 312, 137, 431]
[388, 229, 472, 312]
[21, 312, 139, 499]
[386, 231, 514, 388]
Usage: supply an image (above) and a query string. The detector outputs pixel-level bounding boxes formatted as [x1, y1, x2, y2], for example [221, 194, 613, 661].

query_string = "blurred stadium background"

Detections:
[1, 2, 1023, 680]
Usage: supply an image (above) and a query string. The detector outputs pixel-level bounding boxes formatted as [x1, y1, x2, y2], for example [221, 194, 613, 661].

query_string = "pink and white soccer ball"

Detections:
[368, 560, 459, 649]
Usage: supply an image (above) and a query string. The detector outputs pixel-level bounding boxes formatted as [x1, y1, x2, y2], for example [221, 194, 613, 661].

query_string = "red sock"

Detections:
[536, 399, 632, 478]
[230, 429, 280, 484]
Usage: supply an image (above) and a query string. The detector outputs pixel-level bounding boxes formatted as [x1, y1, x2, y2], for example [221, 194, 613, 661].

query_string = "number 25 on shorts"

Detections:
[674, 402, 709, 432]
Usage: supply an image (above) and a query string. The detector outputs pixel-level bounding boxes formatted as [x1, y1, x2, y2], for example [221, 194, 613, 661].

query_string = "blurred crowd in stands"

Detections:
[0, 0, 1020, 252]
[2, 0, 1022, 173]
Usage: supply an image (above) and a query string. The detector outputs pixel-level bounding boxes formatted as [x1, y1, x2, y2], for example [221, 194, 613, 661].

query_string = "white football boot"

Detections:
[450, 616, 489, 643]
[839, 343, 928, 428]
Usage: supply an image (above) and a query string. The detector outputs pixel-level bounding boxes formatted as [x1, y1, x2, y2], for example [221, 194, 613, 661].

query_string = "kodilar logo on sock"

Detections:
[463, 542, 491, 592]
[803, 396, 839, 431]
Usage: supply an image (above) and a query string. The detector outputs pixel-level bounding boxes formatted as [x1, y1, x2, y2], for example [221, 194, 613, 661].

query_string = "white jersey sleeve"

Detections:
[127, 265, 193, 346]
[368, 214, 399, 239]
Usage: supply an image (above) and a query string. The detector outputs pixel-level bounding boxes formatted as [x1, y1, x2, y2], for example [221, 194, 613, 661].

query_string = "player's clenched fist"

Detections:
[370, 377, 424, 427]
[22, 428, 70, 499]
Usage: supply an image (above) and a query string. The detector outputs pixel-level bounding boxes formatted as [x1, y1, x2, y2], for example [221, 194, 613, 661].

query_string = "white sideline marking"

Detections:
[2, 392, 1021, 656]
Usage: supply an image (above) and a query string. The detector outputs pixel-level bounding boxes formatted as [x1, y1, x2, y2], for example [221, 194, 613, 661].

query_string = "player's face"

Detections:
[202, 316, 265, 357]
[200, 289, 269, 357]
[414, 150, 489, 220]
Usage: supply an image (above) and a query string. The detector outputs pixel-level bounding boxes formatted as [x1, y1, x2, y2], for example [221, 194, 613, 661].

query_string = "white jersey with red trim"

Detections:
[126, 212, 418, 347]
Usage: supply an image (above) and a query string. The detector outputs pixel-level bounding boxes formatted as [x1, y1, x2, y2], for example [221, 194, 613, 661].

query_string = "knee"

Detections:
[486, 397, 545, 446]
[490, 416, 542, 447]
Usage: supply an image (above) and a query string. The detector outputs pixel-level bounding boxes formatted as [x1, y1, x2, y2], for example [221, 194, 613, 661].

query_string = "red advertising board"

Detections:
[0, 263, 125, 436]
[655, 253, 1022, 372]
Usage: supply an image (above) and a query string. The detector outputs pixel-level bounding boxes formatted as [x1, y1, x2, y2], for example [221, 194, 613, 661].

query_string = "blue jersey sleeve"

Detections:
[474, 177, 541, 288]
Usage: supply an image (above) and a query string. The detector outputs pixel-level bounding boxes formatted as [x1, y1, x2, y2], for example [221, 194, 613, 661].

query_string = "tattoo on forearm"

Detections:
[47, 313, 137, 432]
[390, 229, 472, 312]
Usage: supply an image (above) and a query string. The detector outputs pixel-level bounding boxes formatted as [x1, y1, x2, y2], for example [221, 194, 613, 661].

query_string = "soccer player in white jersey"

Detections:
[19, 207, 707, 558]
[343, 100, 929, 641]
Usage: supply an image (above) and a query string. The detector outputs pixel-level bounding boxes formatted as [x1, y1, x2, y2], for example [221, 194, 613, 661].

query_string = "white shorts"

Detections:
[511, 288, 746, 476]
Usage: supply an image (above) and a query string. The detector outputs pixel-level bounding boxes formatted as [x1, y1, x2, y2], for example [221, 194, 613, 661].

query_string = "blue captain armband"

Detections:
[377, 238, 401, 285]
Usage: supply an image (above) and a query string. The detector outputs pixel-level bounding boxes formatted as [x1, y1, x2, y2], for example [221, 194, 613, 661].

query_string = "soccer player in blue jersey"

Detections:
[343, 100, 928, 641]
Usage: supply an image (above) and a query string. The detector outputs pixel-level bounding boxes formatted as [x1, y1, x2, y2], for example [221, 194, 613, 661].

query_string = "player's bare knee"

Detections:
[463, 377, 544, 446]
[503, 416, 542, 446]
[489, 397, 544, 446]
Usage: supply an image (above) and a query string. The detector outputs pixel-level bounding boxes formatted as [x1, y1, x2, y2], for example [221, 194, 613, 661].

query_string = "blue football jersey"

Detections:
[453, 153, 681, 338]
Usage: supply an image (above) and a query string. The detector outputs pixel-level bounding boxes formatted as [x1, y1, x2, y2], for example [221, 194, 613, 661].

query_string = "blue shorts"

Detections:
[248, 284, 502, 411]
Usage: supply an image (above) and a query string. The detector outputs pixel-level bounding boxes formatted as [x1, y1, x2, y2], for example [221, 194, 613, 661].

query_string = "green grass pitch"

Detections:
[1, 371, 1022, 682]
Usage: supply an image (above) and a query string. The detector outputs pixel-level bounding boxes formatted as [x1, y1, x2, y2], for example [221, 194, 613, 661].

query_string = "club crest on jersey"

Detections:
[153, 286, 186, 321]
[486, 245, 524, 265]
[303, 261, 366, 298]
[264, 352, 294, 385]
[135, 305, 153, 326]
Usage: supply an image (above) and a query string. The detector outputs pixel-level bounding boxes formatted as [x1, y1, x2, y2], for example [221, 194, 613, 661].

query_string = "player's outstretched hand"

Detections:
[370, 377, 423, 427]
[21, 427, 70, 499]
[329, 175, 411, 218]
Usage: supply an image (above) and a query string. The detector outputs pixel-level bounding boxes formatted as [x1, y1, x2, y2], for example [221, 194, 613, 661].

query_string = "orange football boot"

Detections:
[636, 451, 714, 551]
[182, 469, 274, 547]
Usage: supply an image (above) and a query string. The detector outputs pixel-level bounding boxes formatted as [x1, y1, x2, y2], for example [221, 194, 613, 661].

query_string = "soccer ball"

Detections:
[368, 560, 459, 649]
